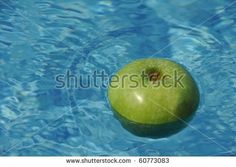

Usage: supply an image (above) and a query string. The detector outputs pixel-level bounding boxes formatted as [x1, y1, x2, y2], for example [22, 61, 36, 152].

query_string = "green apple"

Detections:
[108, 58, 199, 138]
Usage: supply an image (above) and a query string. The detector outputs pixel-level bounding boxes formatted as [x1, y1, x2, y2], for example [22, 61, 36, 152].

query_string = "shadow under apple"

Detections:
[114, 109, 196, 138]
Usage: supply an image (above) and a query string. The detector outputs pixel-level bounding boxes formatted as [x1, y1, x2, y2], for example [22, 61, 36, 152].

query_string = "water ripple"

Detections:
[0, 0, 235, 155]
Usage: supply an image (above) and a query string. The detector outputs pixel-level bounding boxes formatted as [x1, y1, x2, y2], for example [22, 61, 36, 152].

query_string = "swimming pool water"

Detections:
[0, 0, 236, 156]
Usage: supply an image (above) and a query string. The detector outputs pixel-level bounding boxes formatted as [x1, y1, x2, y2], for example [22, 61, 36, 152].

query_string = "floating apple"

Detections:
[108, 58, 199, 138]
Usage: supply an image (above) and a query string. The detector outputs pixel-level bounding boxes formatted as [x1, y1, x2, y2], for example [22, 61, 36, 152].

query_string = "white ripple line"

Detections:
[148, 0, 236, 58]
[0, 0, 100, 152]
[1, 105, 79, 155]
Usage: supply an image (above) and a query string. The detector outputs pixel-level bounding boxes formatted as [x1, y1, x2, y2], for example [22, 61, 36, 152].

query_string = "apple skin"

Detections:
[108, 58, 199, 138]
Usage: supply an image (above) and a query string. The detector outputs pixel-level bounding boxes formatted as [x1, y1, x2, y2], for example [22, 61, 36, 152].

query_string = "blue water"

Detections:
[0, 0, 236, 156]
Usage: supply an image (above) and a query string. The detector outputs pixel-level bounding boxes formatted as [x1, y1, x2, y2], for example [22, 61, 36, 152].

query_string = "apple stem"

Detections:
[148, 72, 160, 82]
